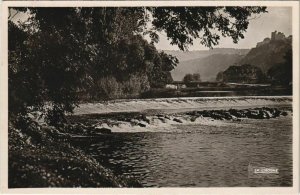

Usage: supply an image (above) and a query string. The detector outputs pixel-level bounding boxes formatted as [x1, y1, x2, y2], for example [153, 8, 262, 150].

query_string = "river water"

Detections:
[75, 116, 292, 187]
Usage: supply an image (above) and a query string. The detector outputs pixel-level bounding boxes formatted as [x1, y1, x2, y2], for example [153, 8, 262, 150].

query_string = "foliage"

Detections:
[267, 48, 292, 85]
[148, 52, 177, 88]
[9, 9, 90, 127]
[183, 73, 201, 83]
[95, 74, 150, 99]
[147, 7, 267, 50]
[8, 121, 142, 187]
[217, 64, 266, 83]
[216, 71, 224, 82]
[122, 73, 150, 97]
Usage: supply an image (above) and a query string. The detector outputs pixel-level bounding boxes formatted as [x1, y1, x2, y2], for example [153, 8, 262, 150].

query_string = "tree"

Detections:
[192, 73, 201, 82]
[216, 71, 224, 82]
[183, 73, 201, 83]
[148, 51, 178, 88]
[219, 64, 266, 83]
[9, 8, 92, 127]
[267, 48, 292, 85]
[147, 7, 267, 50]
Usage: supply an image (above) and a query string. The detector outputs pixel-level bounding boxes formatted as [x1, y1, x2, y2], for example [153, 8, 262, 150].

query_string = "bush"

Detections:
[183, 73, 201, 83]
[95, 74, 150, 99]
[96, 76, 122, 99]
[122, 74, 150, 98]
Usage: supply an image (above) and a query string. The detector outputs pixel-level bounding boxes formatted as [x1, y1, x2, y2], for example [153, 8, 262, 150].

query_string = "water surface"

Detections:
[75, 116, 292, 187]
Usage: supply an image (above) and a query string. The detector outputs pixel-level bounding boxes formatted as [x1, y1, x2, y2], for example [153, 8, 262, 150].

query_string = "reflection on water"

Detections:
[75, 117, 292, 187]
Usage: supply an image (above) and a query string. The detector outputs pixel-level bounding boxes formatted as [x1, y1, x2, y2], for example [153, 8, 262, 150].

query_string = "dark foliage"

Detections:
[183, 73, 201, 83]
[267, 48, 292, 85]
[9, 121, 142, 187]
[217, 64, 266, 83]
[148, 7, 267, 50]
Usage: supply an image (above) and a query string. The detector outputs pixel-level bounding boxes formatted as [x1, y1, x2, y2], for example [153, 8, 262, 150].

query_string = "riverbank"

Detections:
[8, 121, 142, 188]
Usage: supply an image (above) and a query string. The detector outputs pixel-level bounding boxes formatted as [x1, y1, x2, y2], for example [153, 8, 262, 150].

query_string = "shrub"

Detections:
[96, 76, 122, 99]
[95, 74, 150, 99]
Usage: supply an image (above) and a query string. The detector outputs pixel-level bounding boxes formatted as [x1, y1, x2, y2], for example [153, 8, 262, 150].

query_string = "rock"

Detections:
[222, 112, 233, 120]
[164, 115, 171, 120]
[137, 123, 146, 127]
[173, 118, 183, 123]
[257, 110, 265, 119]
[263, 111, 270, 119]
[201, 110, 210, 117]
[229, 109, 244, 118]
[124, 118, 131, 122]
[281, 111, 288, 116]
[140, 114, 150, 124]
[246, 109, 260, 119]
[273, 109, 281, 117]
[231, 115, 238, 121]
[157, 117, 166, 123]
[190, 117, 197, 122]
[210, 112, 224, 120]
[187, 111, 197, 116]
[95, 127, 112, 134]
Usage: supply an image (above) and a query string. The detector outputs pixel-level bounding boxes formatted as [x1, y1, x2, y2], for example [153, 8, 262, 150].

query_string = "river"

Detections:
[71, 97, 292, 187]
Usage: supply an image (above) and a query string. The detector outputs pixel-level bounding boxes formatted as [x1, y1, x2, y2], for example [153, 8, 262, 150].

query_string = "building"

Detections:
[271, 31, 286, 41]
[256, 31, 287, 48]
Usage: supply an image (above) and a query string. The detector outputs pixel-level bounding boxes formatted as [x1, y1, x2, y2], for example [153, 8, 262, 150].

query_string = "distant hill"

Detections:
[165, 48, 249, 81]
[163, 50, 210, 62]
[166, 31, 292, 82]
[238, 31, 292, 73]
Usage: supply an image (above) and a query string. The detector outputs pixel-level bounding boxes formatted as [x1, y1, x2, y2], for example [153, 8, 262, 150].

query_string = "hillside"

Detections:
[238, 32, 292, 73]
[164, 48, 249, 62]
[163, 50, 211, 62]
[169, 49, 248, 81]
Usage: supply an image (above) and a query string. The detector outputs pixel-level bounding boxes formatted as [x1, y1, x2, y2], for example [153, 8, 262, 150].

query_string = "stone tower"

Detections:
[271, 31, 277, 40]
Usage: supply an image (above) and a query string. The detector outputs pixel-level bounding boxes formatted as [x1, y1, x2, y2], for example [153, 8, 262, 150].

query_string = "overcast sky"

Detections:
[154, 7, 292, 51]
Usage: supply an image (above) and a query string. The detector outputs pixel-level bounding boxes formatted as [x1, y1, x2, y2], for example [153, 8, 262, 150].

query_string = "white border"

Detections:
[0, 1, 299, 194]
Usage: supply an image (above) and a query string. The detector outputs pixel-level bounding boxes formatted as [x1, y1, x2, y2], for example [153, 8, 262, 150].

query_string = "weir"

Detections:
[74, 96, 292, 115]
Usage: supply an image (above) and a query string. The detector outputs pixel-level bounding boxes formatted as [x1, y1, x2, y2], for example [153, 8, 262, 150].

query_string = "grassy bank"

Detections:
[8, 121, 142, 188]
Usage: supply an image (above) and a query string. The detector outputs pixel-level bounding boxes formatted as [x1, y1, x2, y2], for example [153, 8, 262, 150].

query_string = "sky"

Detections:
[153, 7, 292, 51]
[12, 6, 292, 51]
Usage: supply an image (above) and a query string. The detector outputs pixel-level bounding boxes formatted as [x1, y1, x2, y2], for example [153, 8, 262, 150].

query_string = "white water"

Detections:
[74, 96, 292, 115]
[95, 117, 249, 133]
[73, 96, 292, 133]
